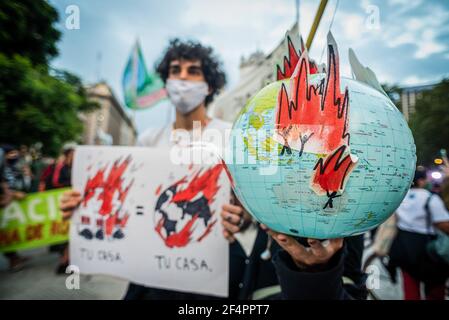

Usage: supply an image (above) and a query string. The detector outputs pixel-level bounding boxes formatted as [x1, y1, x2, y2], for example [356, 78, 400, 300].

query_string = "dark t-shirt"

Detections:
[58, 164, 72, 187]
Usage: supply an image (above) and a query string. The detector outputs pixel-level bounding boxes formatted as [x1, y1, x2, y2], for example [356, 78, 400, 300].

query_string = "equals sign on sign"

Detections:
[136, 206, 144, 215]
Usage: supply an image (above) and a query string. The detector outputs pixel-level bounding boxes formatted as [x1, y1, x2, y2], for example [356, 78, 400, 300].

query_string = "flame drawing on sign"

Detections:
[154, 164, 224, 248]
[274, 32, 358, 208]
[79, 155, 134, 240]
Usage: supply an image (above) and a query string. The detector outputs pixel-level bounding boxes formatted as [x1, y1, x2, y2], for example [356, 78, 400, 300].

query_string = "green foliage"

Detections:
[0, 0, 61, 66]
[409, 79, 449, 165]
[0, 54, 98, 156]
[0, 1, 99, 156]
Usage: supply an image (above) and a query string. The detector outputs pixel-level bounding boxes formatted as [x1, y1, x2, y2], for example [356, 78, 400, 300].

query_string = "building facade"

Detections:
[81, 82, 137, 146]
[208, 24, 301, 122]
[400, 83, 436, 121]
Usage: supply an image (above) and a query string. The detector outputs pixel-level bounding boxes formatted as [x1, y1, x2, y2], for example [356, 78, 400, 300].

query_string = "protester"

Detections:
[389, 167, 449, 300]
[440, 154, 449, 210]
[30, 148, 52, 193]
[137, 39, 281, 300]
[1, 144, 31, 271]
[40, 143, 76, 192]
[39, 143, 76, 274]
[0, 148, 13, 207]
[2, 144, 31, 196]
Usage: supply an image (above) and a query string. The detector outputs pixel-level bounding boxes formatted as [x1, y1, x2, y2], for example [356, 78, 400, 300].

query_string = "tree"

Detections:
[0, 1, 98, 156]
[408, 79, 449, 165]
[0, 54, 97, 156]
[0, 0, 61, 66]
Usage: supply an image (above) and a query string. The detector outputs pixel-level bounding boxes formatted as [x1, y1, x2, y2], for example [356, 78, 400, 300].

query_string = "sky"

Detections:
[49, 0, 449, 133]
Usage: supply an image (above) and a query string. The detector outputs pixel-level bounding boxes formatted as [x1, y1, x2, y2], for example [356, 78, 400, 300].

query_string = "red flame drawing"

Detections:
[277, 36, 301, 81]
[155, 163, 224, 248]
[274, 32, 358, 205]
[155, 184, 162, 196]
[155, 214, 200, 248]
[81, 156, 133, 237]
[277, 36, 318, 81]
[312, 145, 357, 196]
[171, 163, 223, 204]
[83, 167, 106, 207]
[275, 33, 350, 154]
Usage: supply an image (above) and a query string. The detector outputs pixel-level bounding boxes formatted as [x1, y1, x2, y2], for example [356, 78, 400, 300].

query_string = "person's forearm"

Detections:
[0, 183, 13, 207]
[435, 222, 449, 235]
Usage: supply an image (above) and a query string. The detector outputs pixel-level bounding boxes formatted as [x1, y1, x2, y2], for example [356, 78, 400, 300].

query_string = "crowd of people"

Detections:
[1, 38, 449, 300]
[0, 142, 76, 272]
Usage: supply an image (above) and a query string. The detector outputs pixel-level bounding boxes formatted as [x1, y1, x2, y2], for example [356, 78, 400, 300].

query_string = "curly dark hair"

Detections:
[156, 39, 226, 106]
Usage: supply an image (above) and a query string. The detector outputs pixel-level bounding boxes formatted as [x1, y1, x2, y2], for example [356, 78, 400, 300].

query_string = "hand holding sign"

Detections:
[59, 189, 82, 219]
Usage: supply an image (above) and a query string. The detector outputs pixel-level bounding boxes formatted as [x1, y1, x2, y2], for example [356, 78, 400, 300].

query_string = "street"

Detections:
[0, 248, 128, 299]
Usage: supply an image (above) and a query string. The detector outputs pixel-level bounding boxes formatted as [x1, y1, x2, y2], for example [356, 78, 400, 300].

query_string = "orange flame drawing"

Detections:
[274, 33, 350, 155]
[276, 36, 318, 81]
[312, 145, 357, 196]
[274, 32, 358, 205]
[171, 163, 224, 205]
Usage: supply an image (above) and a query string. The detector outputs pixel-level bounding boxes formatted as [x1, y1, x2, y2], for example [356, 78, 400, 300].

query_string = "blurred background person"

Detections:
[431, 183, 442, 196]
[0, 144, 31, 271]
[440, 151, 449, 210]
[389, 167, 449, 300]
[40, 142, 76, 192]
[29, 145, 52, 193]
[40, 142, 76, 274]
[1, 144, 32, 197]
[0, 147, 13, 207]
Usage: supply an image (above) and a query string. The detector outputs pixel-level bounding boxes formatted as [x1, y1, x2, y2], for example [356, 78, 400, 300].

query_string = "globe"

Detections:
[225, 72, 416, 239]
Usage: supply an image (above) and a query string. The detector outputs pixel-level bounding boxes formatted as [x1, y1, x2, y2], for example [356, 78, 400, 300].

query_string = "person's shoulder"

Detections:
[208, 118, 232, 131]
[410, 188, 431, 198]
[137, 127, 168, 147]
[429, 191, 447, 206]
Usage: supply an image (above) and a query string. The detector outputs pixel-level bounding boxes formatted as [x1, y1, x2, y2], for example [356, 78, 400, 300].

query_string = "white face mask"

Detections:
[165, 79, 209, 114]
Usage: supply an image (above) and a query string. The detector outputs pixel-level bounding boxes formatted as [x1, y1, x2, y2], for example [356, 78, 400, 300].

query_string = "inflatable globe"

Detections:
[225, 34, 416, 239]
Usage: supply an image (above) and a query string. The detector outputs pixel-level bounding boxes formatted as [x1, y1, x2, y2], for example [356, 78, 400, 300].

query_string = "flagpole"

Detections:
[131, 40, 139, 106]
[295, 0, 300, 25]
[132, 40, 139, 128]
[306, 0, 329, 50]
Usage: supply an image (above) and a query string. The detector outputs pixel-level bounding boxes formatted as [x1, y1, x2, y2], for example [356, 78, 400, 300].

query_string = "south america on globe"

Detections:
[224, 31, 416, 239]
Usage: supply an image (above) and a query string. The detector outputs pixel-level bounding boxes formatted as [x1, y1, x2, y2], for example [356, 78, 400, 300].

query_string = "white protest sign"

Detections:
[70, 146, 230, 297]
